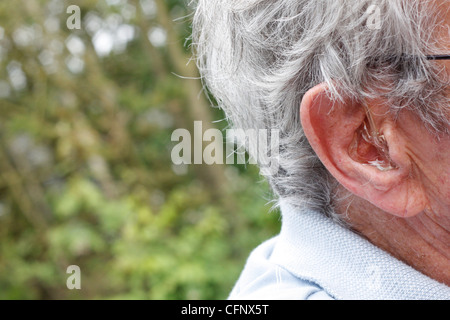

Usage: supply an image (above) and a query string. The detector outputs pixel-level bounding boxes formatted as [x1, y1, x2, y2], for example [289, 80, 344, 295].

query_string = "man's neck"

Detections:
[338, 195, 450, 286]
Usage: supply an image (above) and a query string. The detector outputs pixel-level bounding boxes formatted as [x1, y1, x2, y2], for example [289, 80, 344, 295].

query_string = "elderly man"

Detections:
[192, 0, 450, 299]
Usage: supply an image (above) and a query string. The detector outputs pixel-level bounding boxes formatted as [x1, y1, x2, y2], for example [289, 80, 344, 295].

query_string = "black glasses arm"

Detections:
[426, 55, 450, 60]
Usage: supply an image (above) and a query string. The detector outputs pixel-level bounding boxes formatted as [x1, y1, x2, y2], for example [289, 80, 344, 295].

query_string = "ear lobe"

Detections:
[300, 83, 428, 217]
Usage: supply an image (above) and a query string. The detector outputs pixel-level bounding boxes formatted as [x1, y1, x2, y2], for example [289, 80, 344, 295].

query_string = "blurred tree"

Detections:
[0, 0, 280, 299]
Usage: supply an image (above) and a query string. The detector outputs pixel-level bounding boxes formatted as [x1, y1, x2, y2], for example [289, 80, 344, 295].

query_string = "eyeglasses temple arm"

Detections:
[426, 55, 450, 60]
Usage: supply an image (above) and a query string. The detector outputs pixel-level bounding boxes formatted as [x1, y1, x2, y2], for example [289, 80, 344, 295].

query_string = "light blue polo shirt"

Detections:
[229, 200, 450, 300]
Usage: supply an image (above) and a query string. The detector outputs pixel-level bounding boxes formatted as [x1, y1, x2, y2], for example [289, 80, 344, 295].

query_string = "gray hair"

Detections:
[191, 0, 450, 219]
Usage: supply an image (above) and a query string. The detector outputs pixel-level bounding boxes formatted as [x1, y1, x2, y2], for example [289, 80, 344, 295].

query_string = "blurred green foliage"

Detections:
[0, 0, 280, 299]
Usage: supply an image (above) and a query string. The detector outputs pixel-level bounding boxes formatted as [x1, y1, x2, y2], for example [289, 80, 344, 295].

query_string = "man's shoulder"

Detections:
[228, 237, 334, 300]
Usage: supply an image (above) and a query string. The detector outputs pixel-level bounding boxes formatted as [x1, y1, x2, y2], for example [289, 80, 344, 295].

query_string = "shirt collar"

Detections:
[270, 200, 450, 300]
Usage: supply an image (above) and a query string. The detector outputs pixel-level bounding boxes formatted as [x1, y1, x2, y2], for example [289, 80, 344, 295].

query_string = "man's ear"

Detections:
[300, 83, 428, 217]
